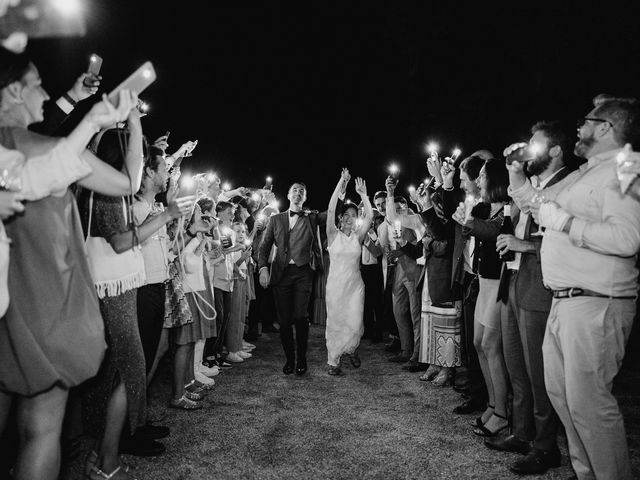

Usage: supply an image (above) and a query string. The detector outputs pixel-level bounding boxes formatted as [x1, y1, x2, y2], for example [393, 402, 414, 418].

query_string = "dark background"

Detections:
[25, 1, 640, 208]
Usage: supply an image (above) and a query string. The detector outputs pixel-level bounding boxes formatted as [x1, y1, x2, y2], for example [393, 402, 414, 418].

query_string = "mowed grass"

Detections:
[66, 325, 640, 480]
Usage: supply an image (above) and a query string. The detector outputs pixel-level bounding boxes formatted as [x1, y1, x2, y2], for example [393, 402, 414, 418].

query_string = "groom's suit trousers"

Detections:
[273, 264, 314, 363]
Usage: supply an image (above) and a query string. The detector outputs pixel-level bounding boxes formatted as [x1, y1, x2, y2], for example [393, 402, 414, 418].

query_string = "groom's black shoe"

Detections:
[295, 358, 307, 376]
[283, 362, 295, 375]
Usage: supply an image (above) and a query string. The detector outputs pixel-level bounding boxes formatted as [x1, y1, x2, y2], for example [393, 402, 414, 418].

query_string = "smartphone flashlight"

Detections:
[389, 163, 399, 179]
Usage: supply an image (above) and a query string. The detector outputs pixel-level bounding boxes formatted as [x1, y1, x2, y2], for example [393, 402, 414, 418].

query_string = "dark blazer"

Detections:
[441, 187, 468, 287]
[30, 101, 71, 136]
[505, 167, 572, 312]
[463, 203, 503, 280]
[258, 211, 325, 286]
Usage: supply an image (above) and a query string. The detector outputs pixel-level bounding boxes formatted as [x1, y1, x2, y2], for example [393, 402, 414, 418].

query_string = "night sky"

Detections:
[25, 1, 640, 209]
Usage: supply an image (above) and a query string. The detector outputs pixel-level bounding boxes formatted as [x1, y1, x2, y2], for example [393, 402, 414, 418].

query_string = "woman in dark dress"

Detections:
[0, 48, 141, 480]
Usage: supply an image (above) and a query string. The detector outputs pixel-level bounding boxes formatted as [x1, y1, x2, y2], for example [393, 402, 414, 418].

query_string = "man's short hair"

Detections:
[373, 191, 387, 201]
[216, 200, 235, 214]
[459, 155, 486, 181]
[288, 182, 307, 193]
[197, 196, 214, 214]
[531, 120, 573, 161]
[592, 94, 640, 148]
[393, 196, 408, 206]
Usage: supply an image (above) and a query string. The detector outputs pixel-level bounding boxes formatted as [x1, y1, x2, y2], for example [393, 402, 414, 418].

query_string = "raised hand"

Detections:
[153, 134, 169, 152]
[427, 155, 444, 185]
[68, 72, 101, 103]
[385, 176, 396, 194]
[166, 195, 196, 220]
[452, 202, 467, 225]
[354, 177, 367, 197]
[87, 91, 137, 131]
[441, 161, 456, 189]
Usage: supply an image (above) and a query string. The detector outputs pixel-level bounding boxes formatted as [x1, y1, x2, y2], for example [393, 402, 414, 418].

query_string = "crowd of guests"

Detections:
[1, 41, 640, 480]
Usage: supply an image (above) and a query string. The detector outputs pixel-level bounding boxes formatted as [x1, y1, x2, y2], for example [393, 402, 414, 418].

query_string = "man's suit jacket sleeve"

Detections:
[258, 215, 276, 270]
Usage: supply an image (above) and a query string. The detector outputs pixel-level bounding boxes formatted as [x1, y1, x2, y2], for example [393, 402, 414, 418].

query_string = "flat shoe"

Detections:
[169, 395, 202, 410]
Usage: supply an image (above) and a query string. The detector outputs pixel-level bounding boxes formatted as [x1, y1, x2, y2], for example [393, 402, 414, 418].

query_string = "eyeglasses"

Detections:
[577, 117, 614, 128]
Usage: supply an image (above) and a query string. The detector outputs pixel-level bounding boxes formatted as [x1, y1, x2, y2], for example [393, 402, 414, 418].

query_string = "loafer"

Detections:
[283, 362, 295, 375]
[509, 447, 561, 475]
[296, 358, 307, 375]
[484, 434, 531, 455]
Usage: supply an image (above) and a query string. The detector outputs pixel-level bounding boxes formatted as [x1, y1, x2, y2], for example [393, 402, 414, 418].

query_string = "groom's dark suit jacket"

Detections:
[258, 211, 326, 286]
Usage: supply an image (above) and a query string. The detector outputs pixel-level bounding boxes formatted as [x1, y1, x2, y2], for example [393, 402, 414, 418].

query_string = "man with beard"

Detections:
[489, 121, 571, 475]
[508, 96, 640, 480]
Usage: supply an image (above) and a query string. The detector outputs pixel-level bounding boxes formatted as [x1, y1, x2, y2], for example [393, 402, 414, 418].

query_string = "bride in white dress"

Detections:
[325, 169, 374, 375]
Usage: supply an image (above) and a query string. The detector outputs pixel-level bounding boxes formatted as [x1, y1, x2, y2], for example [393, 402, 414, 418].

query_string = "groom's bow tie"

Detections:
[289, 210, 304, 217]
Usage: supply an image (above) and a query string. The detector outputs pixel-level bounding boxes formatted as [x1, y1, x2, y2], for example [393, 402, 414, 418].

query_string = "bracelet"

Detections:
[62, 92, 77, 107]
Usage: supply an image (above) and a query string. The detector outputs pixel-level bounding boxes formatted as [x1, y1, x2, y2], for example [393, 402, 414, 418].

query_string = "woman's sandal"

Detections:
[431, 369, 453, 387]
[85, 451, 130, 476]
[169, 394, 203, 410]
[472, 412, 509, 437]
[86, 464, 136, 480]
[469, 404, 494, 428]
[191, 379, 215, 391]
[419, 365, 441, 382]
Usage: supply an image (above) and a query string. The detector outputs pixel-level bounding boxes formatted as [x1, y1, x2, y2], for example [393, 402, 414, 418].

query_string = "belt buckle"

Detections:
[568, 288, 583, 298]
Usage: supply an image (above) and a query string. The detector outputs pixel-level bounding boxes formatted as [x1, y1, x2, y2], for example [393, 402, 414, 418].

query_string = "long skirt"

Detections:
[82, 289, 146, 437]
[419, 268, 462, 367]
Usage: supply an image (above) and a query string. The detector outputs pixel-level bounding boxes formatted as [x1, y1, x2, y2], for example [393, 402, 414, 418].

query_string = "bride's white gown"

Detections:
[325, 230, 365, 367]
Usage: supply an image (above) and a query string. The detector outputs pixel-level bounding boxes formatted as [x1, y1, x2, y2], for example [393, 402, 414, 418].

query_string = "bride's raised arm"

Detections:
[327, 168, 350, 245]
[354, 177, 373, 244]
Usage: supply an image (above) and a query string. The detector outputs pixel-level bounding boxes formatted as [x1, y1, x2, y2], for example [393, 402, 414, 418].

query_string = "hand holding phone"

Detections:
[108, 61, 157, 107]
[83, 54, 102, 88]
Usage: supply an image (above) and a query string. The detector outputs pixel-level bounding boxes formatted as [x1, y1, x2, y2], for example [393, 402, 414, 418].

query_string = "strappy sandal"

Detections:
[169, 395, 203, 410]
[86, 464, 135, 480]
[472, 412, 509, 437]
[470, 404, 494, 428]
[85, 451, 130, 476]
[190, 379, 215, 391]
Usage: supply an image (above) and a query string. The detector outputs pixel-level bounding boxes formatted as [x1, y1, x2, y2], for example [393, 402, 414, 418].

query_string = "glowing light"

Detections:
[220, 226, 233, 236]
[408, 185, 416, 193]
[251, 192, 262, 202]
[528, 143, 543, 156]
[389, 164, 399, 175]
[222, 182, 231, 192]
[451, 148, 462, 160]
[51, 0, 82, 16]
[139, 101, 149, 113]
[180, 175, 195, 190]
[244, 239, 252, 247]
[257, 213, 266, 222]
[206, 172, 217, 183]
[142, 68, 153, 79]
[265, 176, 273, 184]
[345, 199, 352, 204]
[90, 54, 99, 64]
[427, 143, 439, 155]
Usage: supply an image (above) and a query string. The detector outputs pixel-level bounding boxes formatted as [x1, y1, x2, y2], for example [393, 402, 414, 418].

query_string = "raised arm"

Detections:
[326, 168, 350, 245]
[354, 177, 373, 244]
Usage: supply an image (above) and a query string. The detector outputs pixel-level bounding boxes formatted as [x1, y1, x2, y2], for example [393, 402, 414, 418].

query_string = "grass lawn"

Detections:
[67, 325, 640, 480]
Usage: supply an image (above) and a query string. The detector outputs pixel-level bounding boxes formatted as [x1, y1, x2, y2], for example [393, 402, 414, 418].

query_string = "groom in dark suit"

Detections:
[258, 182, 326, 376]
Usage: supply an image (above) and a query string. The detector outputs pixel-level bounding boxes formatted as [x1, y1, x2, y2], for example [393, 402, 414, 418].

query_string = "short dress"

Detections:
[0, 127, 106, 396]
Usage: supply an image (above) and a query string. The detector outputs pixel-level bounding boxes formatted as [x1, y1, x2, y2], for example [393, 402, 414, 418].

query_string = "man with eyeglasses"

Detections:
[508, 95, 640, 480]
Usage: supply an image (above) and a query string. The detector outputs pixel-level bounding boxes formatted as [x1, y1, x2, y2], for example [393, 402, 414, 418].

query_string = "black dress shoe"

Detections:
[119, 436, 166, 457]
[484, 434, 531, 455]
[136, 422, 170, 440]
[283, 362, 295, 375]
[295, 359, 307, 375]
[509, 447, 561, 475]
[452, 397, 485, 415]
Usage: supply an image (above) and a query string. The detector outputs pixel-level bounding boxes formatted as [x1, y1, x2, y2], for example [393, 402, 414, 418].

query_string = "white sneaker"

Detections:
[198, 363, 220, 377]
[242, 341, 256, 351]
[195, 371, 215, 386]
[226, 352, 244, 363]
[237, 350, 252, 359]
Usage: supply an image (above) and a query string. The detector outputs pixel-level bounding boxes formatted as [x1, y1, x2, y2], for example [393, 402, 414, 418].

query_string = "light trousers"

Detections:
[543, 296, 634, 480]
